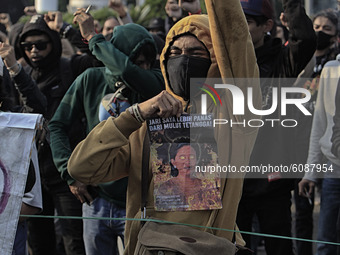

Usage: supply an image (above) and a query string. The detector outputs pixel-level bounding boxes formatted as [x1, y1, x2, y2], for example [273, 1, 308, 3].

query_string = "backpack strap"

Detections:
[141, 130, 150, 221]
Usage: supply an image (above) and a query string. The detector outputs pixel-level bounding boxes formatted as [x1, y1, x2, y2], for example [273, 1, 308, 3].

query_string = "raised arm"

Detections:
[88, 34, 164, 100]
[73, 11, 164, 100]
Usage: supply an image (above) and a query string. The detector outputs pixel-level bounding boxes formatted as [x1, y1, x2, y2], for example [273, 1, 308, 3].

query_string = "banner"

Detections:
[0, 112, 43, 255]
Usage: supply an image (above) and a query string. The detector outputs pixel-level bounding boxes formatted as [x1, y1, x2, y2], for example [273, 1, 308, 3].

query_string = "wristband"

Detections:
[7, 62, 22, 77]
[60, 23, 72, 39]
[129, 104, 145, 123]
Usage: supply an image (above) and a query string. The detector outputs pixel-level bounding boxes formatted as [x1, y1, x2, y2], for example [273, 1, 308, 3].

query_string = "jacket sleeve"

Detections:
[48, 75, 86, 185]
[331, 80, 340, 158]
[304, 67, 328, 181]
[88, 34, 164, 100]
[205, 0, 261, 131]
[68, 110, 142, 184]
[283, 0, 316, 77]
[59, 24, 104, 77]
[204, 0, 261, 245]
[63, 24, 91, 54]
[70, 53, 103, 78]
[11, 67, 47, 114]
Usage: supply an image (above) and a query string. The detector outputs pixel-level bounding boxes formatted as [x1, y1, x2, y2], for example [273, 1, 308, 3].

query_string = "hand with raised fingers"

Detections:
[179, 0, 201, 14]
[73, 8, 96, 41]
[44, 11, 63, 32]
[280, 12, 289, 30]
[108, 0, 127, 18]
[138, 90, 183, 119]
[0, 42, 17, 69]
[24, 6, 37, 16]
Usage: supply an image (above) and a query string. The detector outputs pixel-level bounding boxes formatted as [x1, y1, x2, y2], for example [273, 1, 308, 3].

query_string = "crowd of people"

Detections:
[0, 0, 340, 254]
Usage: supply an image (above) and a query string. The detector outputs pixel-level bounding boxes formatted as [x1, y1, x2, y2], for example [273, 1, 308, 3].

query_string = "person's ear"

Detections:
[264, 19, 274, 33]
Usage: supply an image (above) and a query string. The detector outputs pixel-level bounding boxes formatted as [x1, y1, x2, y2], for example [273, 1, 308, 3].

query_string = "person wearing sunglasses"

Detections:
[21, 40, 51, 51]
[20, 37, 51, 65]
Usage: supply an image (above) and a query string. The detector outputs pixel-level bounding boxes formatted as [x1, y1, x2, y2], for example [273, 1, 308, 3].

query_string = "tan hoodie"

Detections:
[68, 0, 261, 254]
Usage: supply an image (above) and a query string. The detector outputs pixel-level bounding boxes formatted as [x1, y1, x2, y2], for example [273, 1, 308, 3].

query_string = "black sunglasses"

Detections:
[21, 41, 50, 51]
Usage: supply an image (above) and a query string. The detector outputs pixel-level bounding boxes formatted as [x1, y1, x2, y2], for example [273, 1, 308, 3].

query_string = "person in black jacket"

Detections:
[0, 14, 99, 255]
[236, 0, 316, 254]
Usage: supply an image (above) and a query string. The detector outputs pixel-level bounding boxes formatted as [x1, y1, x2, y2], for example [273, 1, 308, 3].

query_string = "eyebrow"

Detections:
[322, 25, 334, 29]
[23, 39, 49, 43]
[314, 23, 333, 28]
[170, 45, 207, 52]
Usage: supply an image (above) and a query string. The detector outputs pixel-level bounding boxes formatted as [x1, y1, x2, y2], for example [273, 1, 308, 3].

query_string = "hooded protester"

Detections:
[148, 17, 166, 41]
[3, 14, 100, 255]
[67, 0, 261, 254]
[48, 18, 164, 254]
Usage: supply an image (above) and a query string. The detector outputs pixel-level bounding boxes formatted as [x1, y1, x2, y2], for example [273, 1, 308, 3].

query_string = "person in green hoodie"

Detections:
[48, 12, 164, 255]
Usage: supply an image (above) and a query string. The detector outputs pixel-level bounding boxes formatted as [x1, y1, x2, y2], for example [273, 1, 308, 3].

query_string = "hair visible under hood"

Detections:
[18, 15, 62, 68]
[160, 15, 220, 105]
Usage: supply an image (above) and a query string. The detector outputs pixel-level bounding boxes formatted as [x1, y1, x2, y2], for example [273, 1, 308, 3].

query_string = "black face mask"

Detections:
[167, 55, 211, 101]
[316, 31, 335, 50]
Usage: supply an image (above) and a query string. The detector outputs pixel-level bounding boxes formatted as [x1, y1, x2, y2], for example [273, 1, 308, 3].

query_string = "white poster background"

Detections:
[0, 112, 43, 255]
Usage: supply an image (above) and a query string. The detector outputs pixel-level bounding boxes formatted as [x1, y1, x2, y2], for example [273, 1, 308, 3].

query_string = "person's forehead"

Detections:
[24, 34, 49, 42]
[177, 145, 196, 154]
[104, 19, 119, 28]
[245, 15, 256, 21]
[172, 35, 205, 49]
[167, 0, 178, 4]
[314, 16, 336, 28]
